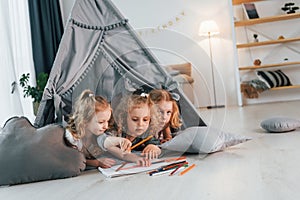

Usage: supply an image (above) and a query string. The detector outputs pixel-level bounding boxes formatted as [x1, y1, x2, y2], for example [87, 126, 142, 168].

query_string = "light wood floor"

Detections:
[1, 101, 300, 200]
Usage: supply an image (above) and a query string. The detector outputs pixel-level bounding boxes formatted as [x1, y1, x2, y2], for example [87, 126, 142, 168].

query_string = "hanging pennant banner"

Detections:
[138, 11, 186, 36]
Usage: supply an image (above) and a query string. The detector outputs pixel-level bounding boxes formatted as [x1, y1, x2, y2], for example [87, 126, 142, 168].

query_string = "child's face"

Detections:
[85, 108, 111, 136]
[126, 104, 150, 137]
[157, 100, 173, 126]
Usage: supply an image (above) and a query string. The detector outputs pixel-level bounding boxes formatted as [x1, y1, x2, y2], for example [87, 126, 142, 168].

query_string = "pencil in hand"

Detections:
[130, 135, 153, 150]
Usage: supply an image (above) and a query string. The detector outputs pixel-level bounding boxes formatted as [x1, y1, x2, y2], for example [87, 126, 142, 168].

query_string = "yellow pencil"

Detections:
[130, 135, 153, 150]
[179, 163, 196, 176]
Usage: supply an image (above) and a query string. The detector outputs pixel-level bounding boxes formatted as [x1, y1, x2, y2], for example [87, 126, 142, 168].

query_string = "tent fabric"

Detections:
[34, 0, 206, 129]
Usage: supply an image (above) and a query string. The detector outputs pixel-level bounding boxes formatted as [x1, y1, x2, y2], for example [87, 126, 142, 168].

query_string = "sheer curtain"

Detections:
[0, 0, 36, 126]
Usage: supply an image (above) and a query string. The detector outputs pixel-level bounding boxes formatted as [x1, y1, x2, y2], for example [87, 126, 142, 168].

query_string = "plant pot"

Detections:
[33, 102, 40, 116]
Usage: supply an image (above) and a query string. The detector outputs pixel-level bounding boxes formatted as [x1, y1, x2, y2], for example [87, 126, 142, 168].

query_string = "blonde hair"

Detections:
[113, 94, 162, 137]
[67, 89, 112, 139]
[149, 89, 182, 129]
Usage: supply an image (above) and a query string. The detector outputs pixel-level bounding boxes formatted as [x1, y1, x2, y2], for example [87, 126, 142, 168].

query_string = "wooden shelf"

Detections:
[239, 61, 300, 70]
[233, 1, 300, 104]
[232, 0, 263, 5]
[270, 85, 300, 90]
[235, 13, 300, 26]
[237, 37, 300, 48]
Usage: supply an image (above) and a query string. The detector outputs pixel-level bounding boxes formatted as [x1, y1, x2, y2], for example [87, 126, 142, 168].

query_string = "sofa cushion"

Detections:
[167, 63, 192, 76]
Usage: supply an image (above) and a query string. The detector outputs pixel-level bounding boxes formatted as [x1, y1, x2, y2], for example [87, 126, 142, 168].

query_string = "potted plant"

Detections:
[19, 72, 48, 115]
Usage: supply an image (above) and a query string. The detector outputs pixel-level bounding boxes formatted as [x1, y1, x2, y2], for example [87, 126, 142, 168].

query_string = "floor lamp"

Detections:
[199, 20, 225, 109]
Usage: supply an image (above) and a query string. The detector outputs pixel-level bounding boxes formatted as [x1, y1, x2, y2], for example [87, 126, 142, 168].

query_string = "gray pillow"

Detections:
[0, 116, 86, 186]
[260, 117, 300, 133]
[159, 126, 251, 154]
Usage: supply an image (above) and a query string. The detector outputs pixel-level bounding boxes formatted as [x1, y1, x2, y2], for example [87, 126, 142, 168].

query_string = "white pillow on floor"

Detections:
[159, 126, 251, 154]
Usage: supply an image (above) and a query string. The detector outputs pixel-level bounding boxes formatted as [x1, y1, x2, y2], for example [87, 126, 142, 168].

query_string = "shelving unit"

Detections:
[239, 61, 300, 70]
[231, 0, 300, 105]
[232, 0, 263, 5]
[237, 36, 300, 48]
[270, 85, 300, 90]
[234, 13, 300, 26]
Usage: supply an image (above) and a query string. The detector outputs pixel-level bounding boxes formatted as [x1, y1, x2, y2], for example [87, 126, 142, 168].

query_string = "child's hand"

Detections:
[119, 138, 132, 152]
[141, 144, 161, 159]
[160, 138, 171, 144]
[136, 157, 151, 167]
[105, 136, 131, 152]
[97, 157, 116, 168]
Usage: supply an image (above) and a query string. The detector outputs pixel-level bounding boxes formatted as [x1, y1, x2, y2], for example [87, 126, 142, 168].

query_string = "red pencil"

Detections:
[148, 161, 187, 176]
[169, 163, 187, 176]
[162, 161, 188, 171]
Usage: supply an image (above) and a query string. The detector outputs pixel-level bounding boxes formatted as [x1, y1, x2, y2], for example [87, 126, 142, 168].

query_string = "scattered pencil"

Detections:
[151, 156, 187, 165]
[162, 161, 188, 171]
[115, 162, 128, 172]
[130, 135, 153, 150]
[179, 163, 196, 176]
[164, 156, 186, 162]
[148, 160, 187, 176]
[169, 163, 187, 176]
[149, 167, 176, 176]
[150, 169, 174, 176]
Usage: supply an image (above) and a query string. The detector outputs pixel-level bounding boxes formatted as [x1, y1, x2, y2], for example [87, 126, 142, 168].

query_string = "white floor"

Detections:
[1, 101, 300, 200]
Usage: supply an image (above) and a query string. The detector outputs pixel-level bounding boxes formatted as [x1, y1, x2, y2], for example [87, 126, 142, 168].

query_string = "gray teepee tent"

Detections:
[34, 0, 206, 128]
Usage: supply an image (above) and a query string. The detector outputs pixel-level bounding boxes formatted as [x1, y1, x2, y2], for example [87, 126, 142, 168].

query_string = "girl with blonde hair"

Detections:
[113, 93, 163, 159]
[65, 90, 151, 168]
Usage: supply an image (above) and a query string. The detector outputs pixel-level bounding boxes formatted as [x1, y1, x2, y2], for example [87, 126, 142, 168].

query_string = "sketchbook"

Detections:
[98, 156, 186, 178]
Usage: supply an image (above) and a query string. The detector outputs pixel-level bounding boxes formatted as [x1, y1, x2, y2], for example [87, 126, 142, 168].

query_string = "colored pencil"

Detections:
[149, 160, 186, 173]
[150, 156, 187, 165]
[119, 156, 187, 171]
[164, 156, 186, 162]
[162, 161, 188, 171]
[179, 163, 196, 176]
[130, 135, 153, 150]
[150, 167, 176, 176]
[148, 160, 187, 175]
[169, 163, 188, 176]
[150, 169, 174, 176]
[115, 162, 128, 172]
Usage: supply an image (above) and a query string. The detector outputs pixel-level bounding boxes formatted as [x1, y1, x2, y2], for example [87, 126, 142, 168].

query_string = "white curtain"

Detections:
[0, 0, 36, 126]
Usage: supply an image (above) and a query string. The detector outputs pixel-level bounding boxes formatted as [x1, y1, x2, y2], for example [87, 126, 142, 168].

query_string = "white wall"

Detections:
[60, 0, 239, 108]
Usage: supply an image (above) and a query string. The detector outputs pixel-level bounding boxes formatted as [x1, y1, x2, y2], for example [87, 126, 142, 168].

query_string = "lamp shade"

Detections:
[199, 20, 220, 36]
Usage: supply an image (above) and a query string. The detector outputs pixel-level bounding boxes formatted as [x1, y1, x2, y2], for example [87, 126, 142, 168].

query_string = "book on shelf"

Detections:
[243, 3, 260, 19]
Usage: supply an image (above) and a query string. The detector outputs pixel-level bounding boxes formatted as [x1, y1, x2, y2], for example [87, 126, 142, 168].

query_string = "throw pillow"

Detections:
[256, 70, 292, 88]
[260, 117, 300, 133]
[0, 116, 86, 186]
[159, 126, 251, 154]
